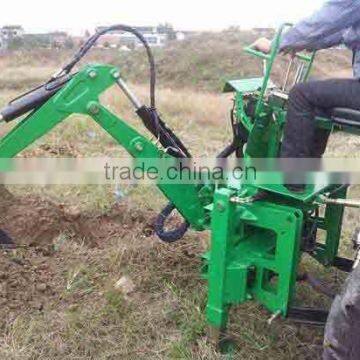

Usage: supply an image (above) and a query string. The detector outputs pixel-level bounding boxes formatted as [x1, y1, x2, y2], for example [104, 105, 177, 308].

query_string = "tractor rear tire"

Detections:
[323, 263, 360, 359]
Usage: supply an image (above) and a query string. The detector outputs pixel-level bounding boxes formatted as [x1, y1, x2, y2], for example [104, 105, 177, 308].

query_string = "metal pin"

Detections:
[282, 58, 294, 91]
[319, 195, 360, 208]
[299, 62, 306, 82]
[263, 60, 267, 77]
[294, 62, 305, 85]
[293, 62, 302, 86]
[115, 77, 142, 110]
[267, 310, 282, 325]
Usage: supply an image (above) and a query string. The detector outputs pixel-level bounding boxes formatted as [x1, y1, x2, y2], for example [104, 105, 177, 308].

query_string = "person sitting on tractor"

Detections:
[252, 0, 360, 192]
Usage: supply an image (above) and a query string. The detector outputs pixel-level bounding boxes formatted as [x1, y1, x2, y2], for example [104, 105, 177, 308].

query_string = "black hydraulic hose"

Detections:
[216, 107, 248, 159]
[217, 142, 237, 159]
[136, 108, 191, 242]
[154, 203, 190, 243]
[59, 25, 189, 159]
[137, 106, 191, 158]
[152, 111, 192, 241]
[1, 74, 72, 122]
[55, 24, 156, 108]
[56, 25, 190, 243]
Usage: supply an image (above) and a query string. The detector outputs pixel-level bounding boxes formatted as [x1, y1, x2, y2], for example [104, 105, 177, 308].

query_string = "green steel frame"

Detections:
[205, 24, 348, 336]
[204, 188, 304, 329]
[0, 24, 354, 343]
[0, 64, 208, 230]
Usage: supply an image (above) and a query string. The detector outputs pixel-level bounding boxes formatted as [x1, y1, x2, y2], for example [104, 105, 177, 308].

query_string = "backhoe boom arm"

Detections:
[0, 64, 207, 230]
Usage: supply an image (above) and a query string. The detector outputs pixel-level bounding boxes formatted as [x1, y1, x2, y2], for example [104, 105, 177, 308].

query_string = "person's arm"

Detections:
[250, 30, 343, 54]
[281, 30, 344, 52]
[280, 0, 360, 52]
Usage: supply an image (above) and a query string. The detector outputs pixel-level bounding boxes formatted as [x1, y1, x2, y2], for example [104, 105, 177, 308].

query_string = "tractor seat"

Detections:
[331, 108, 360, 128]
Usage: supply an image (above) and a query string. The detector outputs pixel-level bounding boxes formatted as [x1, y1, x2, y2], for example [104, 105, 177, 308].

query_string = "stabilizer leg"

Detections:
[206, 188, 236, 345]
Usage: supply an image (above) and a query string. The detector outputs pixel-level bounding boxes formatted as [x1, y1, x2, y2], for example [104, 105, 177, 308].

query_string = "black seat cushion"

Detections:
[331, 108, 360, 128]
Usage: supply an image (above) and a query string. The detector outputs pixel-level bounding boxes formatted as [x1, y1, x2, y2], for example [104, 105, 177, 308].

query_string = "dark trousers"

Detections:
[281, 79, 360, 158]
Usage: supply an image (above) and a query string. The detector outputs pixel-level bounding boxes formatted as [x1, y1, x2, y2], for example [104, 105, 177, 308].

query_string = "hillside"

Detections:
[116, 30, 353, 91]
[0, 29, 352, 94]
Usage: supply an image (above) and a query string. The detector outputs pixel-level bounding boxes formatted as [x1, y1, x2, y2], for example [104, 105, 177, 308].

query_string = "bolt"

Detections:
[88, 70, 97, 79]
[88, 102, 100, 115]
[112, 70, 120, 79]
[267, 310, 282, 325]
[134, 142, 144, 152]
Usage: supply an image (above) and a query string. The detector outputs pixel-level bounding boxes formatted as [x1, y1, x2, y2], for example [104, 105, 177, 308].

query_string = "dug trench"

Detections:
[0, 188, 201, 330]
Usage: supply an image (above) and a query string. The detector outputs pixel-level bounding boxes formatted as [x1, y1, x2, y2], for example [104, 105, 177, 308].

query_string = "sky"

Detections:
[0, 0, 325, 35]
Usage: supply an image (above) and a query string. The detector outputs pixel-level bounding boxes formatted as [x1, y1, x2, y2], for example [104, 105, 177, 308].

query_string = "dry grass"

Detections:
[117, 31, 353, 91]
[0, 33, 359, 359]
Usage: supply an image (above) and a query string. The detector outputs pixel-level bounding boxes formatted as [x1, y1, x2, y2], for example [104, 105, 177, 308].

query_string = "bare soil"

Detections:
[0, 194, 155, 247]
[0, 193, 157, 330]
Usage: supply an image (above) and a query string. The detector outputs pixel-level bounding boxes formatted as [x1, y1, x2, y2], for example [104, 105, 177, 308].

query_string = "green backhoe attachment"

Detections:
[0, 23, 359, 348]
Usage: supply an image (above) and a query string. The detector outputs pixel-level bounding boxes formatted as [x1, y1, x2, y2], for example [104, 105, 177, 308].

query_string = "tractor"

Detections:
[0, 23, 359, 356]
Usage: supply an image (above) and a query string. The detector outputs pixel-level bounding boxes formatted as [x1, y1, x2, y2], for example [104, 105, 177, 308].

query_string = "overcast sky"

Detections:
[0, 0, 325, 34]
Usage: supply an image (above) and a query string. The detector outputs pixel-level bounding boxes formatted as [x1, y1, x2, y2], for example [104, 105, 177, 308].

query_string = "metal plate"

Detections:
[223, 77, 276, 94]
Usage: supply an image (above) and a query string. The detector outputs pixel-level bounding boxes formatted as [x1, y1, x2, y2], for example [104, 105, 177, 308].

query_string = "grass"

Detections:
[0, 30, 358, 359]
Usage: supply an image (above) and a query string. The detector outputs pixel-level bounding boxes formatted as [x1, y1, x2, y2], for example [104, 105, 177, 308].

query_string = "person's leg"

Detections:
[280, 79, 360, 192]
[312, 127, 332, 158]
[281, 79, 360, 159]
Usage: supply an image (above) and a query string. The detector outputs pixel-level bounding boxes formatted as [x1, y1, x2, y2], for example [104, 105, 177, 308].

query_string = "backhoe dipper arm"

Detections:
[0, 64, 207, 230]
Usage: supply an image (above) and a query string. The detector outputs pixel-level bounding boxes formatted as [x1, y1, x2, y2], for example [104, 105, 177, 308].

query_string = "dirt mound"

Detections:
[0, 194, 156, 248]
[0, 192, 159, 333]
[0, 247, 58, 328]
[0, 196, 73, 246]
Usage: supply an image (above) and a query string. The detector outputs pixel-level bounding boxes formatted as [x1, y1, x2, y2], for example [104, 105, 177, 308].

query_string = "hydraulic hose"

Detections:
[54, 24, 156, 108]
[56, 25, 191, 243]
[154, 203, 190, 243]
